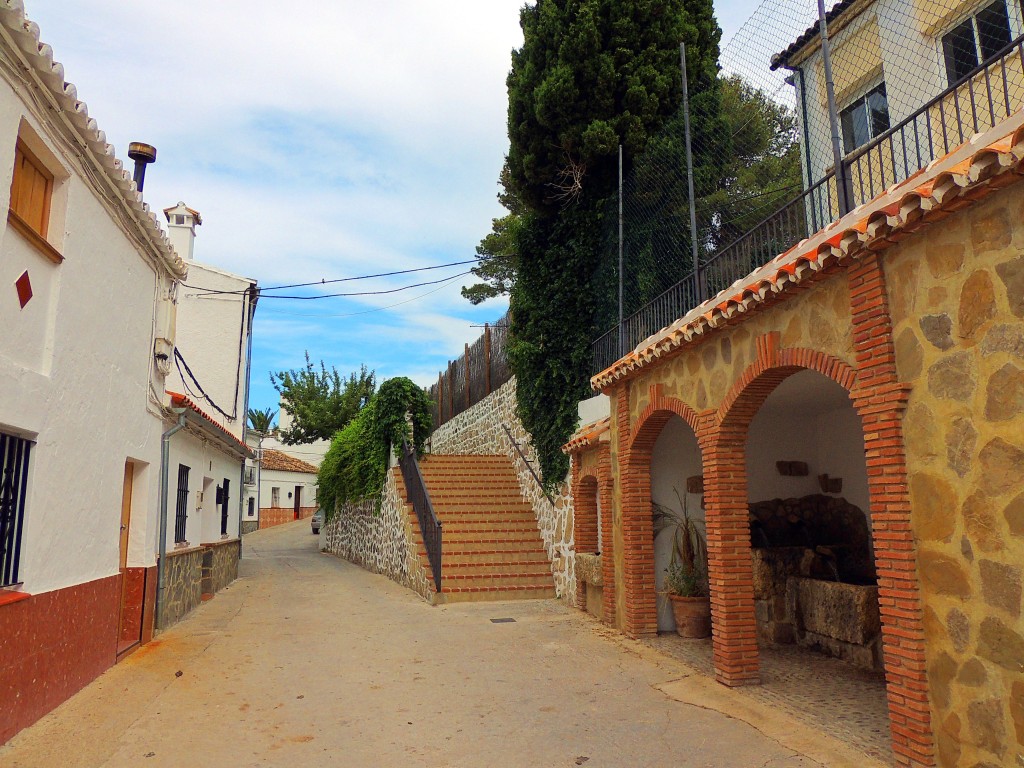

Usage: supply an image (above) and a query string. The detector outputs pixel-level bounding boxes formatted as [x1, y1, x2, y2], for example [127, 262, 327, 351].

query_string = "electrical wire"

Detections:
[174, 347, 236, 421]
[250, 272, 472, 300]
[257, 270, 469, 319]
[183, 259, 477, 296]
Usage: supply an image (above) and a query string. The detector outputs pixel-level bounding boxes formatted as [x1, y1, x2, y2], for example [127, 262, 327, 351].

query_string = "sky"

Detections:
[26, 0, 781, 415]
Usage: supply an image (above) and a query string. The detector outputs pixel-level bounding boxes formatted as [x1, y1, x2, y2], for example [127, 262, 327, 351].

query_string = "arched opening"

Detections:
[650, 416, 703, 632]
[745, 370, 879, 669]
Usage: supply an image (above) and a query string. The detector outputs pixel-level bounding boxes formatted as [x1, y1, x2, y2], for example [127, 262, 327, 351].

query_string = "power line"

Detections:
[257, 271, 469, 318]
[253, 272, 472, 300]
[183, 259, 477, 296]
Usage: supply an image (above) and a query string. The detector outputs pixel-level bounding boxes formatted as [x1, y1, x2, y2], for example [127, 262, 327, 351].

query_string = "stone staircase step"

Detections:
[438, 585, 557, 603]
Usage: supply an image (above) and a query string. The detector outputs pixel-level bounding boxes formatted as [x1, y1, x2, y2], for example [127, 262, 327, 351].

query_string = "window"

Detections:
[174, 464, 190, 544]
[248, 497, 255, 517]
[220, 478, 230, 535]
[9, 139, 52, 239]
[0, 432, 32, 587]
[942, 1, 1012, 86]
[271, 487, 280, 507]
[840, 83, 890, 154]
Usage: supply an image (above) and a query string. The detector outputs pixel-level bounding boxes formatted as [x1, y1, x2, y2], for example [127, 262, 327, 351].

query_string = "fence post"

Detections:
[464, 343, 471, 410]
[447, 361, 454, 419]
[437, 373, 444, 425]
[484, 323, 492, 395]
[817, 0, 852, 216]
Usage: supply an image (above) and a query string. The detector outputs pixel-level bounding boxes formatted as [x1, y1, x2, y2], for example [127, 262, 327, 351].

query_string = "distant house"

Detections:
[0, 3, 187, 744]
[254, 449, 319, 529]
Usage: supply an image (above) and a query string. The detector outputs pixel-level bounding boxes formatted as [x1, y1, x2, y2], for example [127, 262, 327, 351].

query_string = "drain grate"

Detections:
[490, 617, 516, 624]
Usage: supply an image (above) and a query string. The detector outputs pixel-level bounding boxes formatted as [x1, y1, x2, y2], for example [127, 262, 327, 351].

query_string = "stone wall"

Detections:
[158, 546, 203, 629]
[320, 469, 434, 602]
[240, 520, 259, 535]
[202, 538, 240, 597]
[429, 377, 576, 601]
[889, 183, 1024, 768]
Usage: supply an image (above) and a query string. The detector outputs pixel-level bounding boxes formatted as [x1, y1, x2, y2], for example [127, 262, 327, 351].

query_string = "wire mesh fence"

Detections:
[428, 310, 512, 430]
[592, 0, 1024, 374]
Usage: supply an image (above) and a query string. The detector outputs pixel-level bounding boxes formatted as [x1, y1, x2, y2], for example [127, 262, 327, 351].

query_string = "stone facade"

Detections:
[320, 469, 434, 603]
[201, 538, 241, 597]
[888, 184, 1024, 768]
[430, 377, 575, 600]
[240, 520, 259, 535]
[158, 547, 204, 630]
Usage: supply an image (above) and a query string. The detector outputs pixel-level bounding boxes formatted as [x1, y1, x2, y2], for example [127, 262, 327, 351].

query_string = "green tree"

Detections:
[503, 0, 724, 486]
[270, 355, 376, 444]
[246, 407, 277, 434]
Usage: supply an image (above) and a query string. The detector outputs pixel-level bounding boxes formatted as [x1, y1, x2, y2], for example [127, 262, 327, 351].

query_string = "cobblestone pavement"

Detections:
[644, 635, 892, 764]
[2, 522, 868, 768]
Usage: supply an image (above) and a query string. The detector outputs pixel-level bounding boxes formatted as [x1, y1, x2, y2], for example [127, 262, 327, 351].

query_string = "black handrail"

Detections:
[398, 440, 442, 591]
[502, 424, 553, 505]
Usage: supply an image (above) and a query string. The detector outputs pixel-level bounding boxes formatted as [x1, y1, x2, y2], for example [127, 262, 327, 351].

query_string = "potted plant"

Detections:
[655, 490, 711, 639]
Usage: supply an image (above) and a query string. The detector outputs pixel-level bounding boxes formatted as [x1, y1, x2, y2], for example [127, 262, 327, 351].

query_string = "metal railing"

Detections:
[502, 424, 553, 505]
[0, 432, 31, 588]
[398, 440, 442, 591]
[592, 35, 1024, 375]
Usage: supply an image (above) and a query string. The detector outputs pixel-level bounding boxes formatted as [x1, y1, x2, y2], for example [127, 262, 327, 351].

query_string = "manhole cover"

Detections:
[490, 617, 516, 624]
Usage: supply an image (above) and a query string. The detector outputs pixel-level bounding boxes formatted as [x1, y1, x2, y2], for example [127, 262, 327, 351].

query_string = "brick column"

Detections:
[848, 255, 934, 767]
[702, 413, 761, 686]
[573, 472, 599, 610]
[597, 444, 616, 626]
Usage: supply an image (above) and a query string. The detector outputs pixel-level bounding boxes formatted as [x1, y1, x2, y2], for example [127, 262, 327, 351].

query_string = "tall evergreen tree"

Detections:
[503, 0, 724, 485]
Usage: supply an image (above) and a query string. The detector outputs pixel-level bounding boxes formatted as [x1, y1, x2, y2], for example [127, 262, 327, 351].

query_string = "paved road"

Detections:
[1, 522, 846, 768]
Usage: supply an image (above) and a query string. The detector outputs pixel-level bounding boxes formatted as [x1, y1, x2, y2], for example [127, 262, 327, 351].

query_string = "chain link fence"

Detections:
[592, 0, 1024, 373]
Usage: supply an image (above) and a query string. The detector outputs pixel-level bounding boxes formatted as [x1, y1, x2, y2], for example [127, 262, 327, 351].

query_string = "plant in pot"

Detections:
[655, 489, 711, 639]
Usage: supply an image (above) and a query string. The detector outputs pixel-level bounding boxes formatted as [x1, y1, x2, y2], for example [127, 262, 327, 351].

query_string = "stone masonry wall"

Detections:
[320, 469, 434, 603]
[158, 546, 203, 630]
[203, 538, 240, 596]
[888, 184, 1024, 768]
[429, 377, 576, 602]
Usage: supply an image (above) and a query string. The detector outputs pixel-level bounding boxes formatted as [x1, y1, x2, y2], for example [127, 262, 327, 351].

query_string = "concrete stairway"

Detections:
[396, 454, 556, 604]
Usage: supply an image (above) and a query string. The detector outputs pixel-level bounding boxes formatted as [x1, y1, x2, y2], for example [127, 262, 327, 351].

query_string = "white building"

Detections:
[248, 448, 319, 530]
[0, 2, 186, 744]
[159, 202, 257, 628]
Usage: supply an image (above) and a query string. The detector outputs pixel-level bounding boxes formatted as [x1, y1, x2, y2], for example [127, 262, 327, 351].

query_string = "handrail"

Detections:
[398, 440, 442, 591]
[502, 424, 554, 505]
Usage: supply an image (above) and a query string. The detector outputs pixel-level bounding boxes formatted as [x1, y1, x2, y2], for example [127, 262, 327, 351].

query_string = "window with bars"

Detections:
[174, 464, 190, 544]
[839, 82, 890, 154]
[942, 0, 1013, 86]
[0, 432, 32, 588]
[220, 478, 230, 535]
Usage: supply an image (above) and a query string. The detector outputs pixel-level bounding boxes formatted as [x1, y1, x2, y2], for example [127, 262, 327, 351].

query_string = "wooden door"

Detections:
[116, 462, 136, 655]
[294, 485, 302, 519]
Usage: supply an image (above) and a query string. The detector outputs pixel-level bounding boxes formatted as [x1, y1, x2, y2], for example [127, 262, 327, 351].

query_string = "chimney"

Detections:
[127, 142, 156, 192]
[163, 201, 202, 261]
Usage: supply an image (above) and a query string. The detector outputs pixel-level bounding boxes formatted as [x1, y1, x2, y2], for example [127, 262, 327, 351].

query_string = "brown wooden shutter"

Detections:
[10, 140, 52, 237]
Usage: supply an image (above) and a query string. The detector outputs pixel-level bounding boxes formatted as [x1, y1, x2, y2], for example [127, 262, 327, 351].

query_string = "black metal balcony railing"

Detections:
[399, 439, 442, 591]
[0, 432, 31, 588]
[592, 33, 1024, 375]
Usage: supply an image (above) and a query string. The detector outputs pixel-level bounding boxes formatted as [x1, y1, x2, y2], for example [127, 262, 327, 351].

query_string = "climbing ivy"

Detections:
[317, 376, 433, 517]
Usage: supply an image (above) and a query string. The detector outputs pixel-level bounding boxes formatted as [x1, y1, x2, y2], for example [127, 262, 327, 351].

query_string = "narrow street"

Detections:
[1, 523, 863, 768]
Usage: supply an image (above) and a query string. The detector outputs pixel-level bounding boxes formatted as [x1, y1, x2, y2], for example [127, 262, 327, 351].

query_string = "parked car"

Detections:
[311, 508, 324, 534]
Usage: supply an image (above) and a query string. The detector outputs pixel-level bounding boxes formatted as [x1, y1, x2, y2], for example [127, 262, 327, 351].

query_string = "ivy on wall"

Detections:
[317, 377, 432, 516]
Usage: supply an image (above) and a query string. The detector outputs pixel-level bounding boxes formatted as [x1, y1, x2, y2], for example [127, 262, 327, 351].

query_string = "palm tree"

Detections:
[247, 407, 277, 435]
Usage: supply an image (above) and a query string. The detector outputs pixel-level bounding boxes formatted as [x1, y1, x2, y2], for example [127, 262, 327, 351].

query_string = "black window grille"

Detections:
[943, 0, 1012, 86]
[247, 497, 255, 517]
[220, 478, 230, 535]
[174, 464, 190, 543]
[0, 432, 32, 588]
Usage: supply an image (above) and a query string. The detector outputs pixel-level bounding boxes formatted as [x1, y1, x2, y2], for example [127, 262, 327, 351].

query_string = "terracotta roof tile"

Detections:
[167, 392, 253, 458]
[562, 417, 611, 454]
[260, 449, 318, 475]
[592, 111, 1024, 392]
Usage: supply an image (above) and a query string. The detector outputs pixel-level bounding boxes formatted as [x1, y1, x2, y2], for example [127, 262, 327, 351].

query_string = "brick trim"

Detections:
[848, 255, 934, 768]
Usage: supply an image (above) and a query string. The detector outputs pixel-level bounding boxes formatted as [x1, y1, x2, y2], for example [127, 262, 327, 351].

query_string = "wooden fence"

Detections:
[427, 310, 511, 430]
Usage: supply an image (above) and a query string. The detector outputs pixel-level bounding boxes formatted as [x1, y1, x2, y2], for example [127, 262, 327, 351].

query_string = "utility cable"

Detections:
[183, 259, 476, 296]
[174, 347, 236, 421]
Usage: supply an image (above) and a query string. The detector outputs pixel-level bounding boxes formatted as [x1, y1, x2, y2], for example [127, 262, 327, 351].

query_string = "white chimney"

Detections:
[163, 201, 202, 261]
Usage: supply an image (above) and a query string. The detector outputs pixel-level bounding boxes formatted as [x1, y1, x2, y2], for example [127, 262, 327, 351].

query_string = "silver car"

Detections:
[310, 508, 324, 534]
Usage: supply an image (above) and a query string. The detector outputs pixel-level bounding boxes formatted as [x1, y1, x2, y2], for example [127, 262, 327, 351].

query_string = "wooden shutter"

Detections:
[10, 140, 52, 237]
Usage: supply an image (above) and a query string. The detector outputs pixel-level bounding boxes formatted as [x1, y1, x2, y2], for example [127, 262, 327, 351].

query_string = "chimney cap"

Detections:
[163, 201, 202, 226]
[128, 142, 157, 164]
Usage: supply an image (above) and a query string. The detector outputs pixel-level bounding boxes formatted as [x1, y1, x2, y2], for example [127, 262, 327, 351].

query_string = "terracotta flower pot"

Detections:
[668, 594, 711, 638]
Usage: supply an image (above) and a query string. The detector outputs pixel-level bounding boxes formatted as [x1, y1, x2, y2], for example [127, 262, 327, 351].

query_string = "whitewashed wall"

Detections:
[258, 468, 318, 510]
[0, 73, 175, 594]
[164, 432, 242, 550]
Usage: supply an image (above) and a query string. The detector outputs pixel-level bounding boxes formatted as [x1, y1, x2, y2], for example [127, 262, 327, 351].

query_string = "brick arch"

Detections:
[618, 391, 706, 638]
[569, 444, 616, 623]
